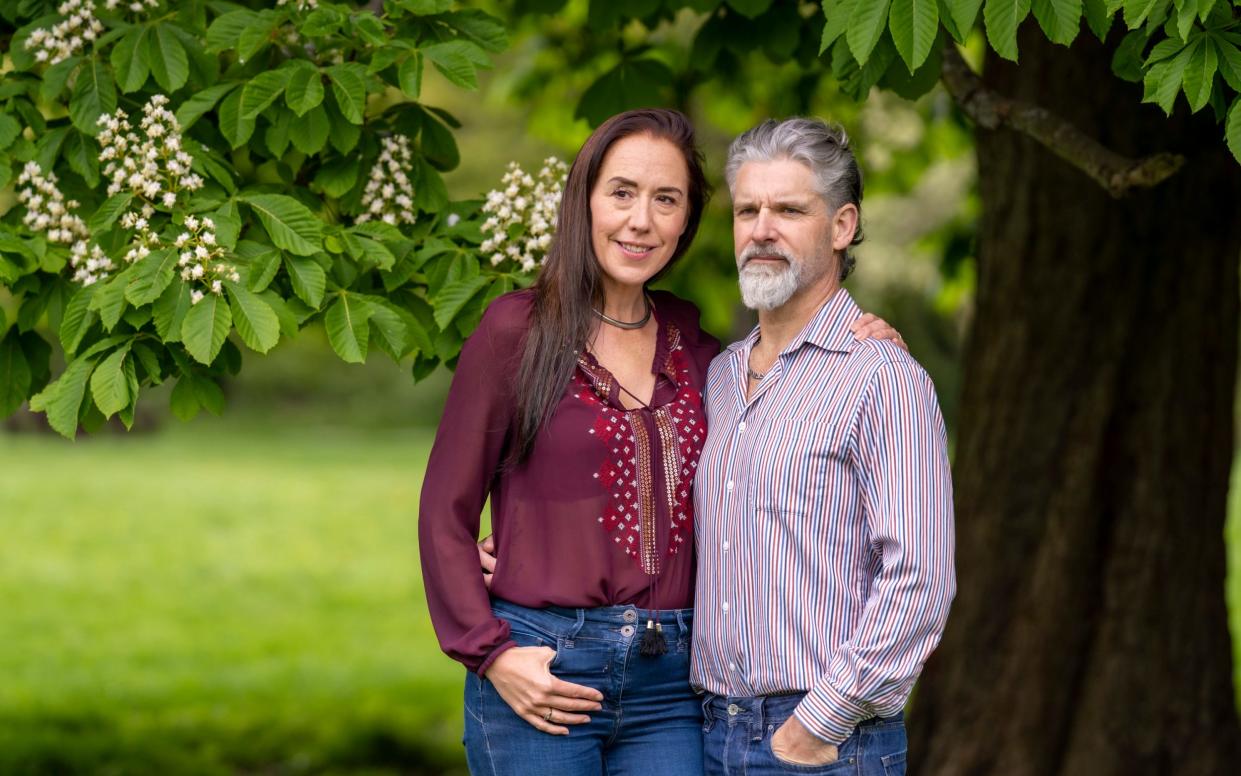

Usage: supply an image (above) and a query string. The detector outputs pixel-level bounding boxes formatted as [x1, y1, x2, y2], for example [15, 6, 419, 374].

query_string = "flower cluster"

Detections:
[175, 215, 240, 304]
[24, 0, 159, 66]
[480, 157, 567, 273]
[16, 162, 116, 286]
[98, 94, 204, 208]
[357, 135, 417, 227]
[276, 0, 318, 9]
[24, 0, 103, 65]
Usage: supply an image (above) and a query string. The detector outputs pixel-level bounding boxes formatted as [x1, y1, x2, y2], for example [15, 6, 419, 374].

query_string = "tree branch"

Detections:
[939, 44, 1184, 198]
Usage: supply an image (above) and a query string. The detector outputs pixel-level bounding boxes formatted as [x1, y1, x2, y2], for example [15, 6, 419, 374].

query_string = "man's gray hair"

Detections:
[725, 118, 864, 280]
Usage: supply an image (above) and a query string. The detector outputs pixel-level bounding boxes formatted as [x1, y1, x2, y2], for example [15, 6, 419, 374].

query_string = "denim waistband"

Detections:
[492, 598, 692, 640]
[702, 692, 901, 729]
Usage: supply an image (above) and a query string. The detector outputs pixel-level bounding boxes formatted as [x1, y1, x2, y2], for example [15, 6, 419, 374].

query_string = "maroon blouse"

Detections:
[418, 289, 721, 674]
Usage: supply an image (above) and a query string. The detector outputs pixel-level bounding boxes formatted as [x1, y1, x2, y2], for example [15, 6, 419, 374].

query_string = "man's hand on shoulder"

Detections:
[770, 715, 840, 766]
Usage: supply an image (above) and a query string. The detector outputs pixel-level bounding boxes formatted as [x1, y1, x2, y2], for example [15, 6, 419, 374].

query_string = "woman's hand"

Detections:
[477, 534, 496, 589]
[484, 646, 605, 735]
[850, 313, 908, 352]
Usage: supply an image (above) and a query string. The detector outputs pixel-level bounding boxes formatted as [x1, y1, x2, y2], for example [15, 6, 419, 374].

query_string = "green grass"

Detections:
[2, 422, 1241, 774]
[0, 423, 467, 775]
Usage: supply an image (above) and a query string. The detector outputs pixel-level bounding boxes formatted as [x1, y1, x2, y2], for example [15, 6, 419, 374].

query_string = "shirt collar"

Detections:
[726, 287, 861, 357]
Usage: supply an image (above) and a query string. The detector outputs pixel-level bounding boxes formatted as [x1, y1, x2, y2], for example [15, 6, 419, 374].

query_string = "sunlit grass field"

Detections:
[3, 423, 1241, 774]
[0, 423, 467, 775]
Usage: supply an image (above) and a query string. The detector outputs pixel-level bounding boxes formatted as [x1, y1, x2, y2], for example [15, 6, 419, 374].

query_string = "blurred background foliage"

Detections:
[4, 1, 1239, 774]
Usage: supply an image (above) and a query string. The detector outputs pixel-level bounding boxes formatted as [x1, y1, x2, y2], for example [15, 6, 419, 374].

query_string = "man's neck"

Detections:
[754, 276, 841, 355]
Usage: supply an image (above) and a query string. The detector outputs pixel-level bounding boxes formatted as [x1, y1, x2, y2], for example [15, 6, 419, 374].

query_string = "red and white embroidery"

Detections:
[574, 325, 705, 574]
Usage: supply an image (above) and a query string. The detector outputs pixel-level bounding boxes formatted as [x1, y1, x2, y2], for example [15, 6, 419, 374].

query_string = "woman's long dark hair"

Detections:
[508, 109, 710, 465]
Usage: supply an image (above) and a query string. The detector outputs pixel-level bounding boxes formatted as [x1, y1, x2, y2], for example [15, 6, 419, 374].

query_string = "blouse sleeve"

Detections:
[418, 292, 529, 675]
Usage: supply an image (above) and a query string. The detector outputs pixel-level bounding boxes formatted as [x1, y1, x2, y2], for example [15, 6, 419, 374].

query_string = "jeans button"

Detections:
[727, 703, 740, 716]
[623, 609, 637, 622]
[620, 624, 635, 637]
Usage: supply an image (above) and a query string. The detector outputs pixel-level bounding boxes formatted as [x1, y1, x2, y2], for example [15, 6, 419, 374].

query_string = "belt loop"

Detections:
[563, 608, 585, 646]
[675, 609, 688, 649]
[751, 695, 766, 741]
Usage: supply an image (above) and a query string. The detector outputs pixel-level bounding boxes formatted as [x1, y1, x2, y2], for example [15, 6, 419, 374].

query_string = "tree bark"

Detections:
[909, 22, 1241, 776]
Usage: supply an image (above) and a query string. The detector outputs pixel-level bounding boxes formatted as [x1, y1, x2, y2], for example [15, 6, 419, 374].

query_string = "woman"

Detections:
[419, 109, 899, 775]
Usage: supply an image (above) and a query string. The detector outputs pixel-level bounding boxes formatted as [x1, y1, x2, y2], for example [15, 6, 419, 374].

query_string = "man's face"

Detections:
[731, 158, 846, 311]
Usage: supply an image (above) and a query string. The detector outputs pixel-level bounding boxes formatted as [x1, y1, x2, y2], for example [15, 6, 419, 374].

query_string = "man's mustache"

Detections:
[738, 244, 796, 268]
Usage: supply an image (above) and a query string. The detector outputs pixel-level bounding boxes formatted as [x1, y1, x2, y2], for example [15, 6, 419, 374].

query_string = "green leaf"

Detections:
[727, 0, 775, 17]
[433, 276, 489, 329]
[1183, 37, 1218, 112]
[1123, 0, 1167, 28]
[90, 343, 132, 417]
[945, 0, 985, 31]
[217, 88, 256, 149]
[422, 40, 490, 90]
[124, 248, 177, 306]
[1215, 36, 1241, 92]
[363, 297, 412, 359]
[289, 107, 330, 154]
[60, 285, 97, 356]
[34, 354, 94, 439]
[0, 114, 20, 150]
[237, 12, 279, 64]
[1174, 0, 1199, 40]
[889, 0, 940, 72]
[326, 99, 361, 153]
[70, 59, 118, 136]
[225, 281, 280, 353]
[1031, 0, 1082, 44]
[65, 130, 100, 187]
[326, 63, 367, 125]
[368, 47, 404, 75]
[398, 0, 453, 13]
[880, 32, 945, 97]
[169, 374, 199, 421]
[41, 55, 82, 102]
[131, 343, 162, 384]
[324, 293, 372, 363]
[241, 194, 324, 256]
[398, 53, 423, 99]
[235, 241, 282, 292]
[1143, 46, 1192, 113]
[442, 10, 509, 52]
[174, 83, 236, 130]
[821, 0, 858, 53]
[206, 10, 258, 52]
[848, 0, 895, 64]
[1083, 0, 1114, 40]
[147, 24, 189, 93]
[111, 26, 148, 93]
[575, 59, 674, 126]
[285, 61, 324, 116]
[265, 107, 293, 158]
[1112, 29, 1149, 81]
[313, 156, 359, 197]
[89, 269, 132, 331]
[984, 0, 1033, 61]
[34, 126, 70, 176]
[421, 113, 460, 171]
[0, 330, 32, 416]
[1226, 98, 1241, 164]
[284, 254, 327, 308]
[241, 69, 288, 120]
[153, 279, 192, 341]
[180, 292, 232, 365]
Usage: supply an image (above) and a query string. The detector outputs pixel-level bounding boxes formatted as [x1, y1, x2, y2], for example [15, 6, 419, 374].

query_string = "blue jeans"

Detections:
[702, 693, 906, 776]
[463, 599, 702, 776]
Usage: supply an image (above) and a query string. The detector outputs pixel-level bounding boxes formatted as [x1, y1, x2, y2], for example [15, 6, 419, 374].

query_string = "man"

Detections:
[692, 118, 955, 775]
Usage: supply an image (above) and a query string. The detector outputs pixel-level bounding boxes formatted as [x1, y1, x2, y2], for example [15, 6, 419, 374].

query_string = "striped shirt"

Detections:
[690, 288, 955, 745]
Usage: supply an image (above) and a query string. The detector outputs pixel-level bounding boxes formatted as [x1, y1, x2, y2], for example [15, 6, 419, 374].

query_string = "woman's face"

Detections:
[589, 133, 691, 296]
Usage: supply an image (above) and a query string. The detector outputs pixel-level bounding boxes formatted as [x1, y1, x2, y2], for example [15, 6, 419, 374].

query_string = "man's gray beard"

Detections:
[737, 245, 803, 310]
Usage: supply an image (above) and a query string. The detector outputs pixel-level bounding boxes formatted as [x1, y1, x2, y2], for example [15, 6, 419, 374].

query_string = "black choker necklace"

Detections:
[593, 295, 652, 330]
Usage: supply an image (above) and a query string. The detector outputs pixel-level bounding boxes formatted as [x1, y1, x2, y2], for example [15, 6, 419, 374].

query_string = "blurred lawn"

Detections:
[2, 423, 1241, 775]
[0, 423, 467, 775]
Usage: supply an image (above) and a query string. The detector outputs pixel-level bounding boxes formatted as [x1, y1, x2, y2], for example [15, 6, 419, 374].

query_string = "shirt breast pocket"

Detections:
[748, 418, 849, 515]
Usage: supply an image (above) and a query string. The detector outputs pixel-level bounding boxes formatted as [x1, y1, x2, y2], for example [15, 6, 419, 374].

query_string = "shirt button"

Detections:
[726, 480, 734, 491]
[728, 662, 737, 671]
[721, 602, 729, 612]
[722, 541, 729, 551]
[738, 421, 746, 433]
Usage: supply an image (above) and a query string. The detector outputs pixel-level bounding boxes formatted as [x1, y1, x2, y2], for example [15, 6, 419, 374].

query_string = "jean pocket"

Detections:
[880, 751, 905, 776]
[765, 736, 854, 774]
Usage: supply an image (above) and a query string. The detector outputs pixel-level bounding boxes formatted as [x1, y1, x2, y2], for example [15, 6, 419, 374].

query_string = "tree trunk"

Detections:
[909, 22, 1241, 776]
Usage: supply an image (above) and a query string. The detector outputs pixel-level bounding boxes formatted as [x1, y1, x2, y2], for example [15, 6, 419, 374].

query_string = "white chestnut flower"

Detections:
[480, 156, 567, 272]
[356, 134, 417, 227]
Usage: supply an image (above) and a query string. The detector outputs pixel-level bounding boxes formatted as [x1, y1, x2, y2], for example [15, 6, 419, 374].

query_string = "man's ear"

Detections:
[831, 203, 859, 252]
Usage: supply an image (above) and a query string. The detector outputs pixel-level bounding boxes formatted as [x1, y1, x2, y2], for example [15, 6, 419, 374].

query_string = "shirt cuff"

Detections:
[476, 640, 517, 677]
[793, 680, 870, 746]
